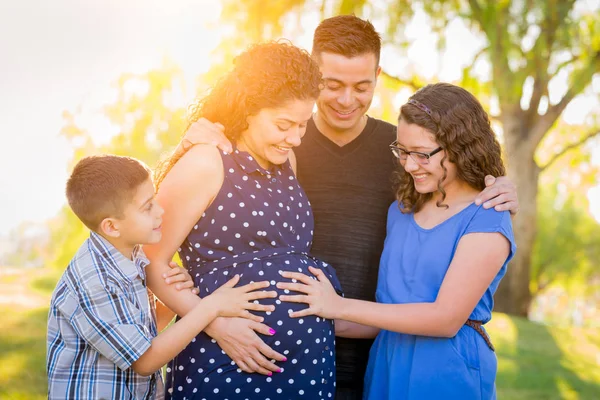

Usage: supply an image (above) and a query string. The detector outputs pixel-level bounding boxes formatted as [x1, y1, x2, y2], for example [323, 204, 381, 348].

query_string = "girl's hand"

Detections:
[207, 275, 277, 322]
[276, 266, 342, 319]
[162, 261, 199, 295]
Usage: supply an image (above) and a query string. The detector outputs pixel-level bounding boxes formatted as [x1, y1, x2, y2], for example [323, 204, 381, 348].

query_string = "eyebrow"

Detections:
[395, 143, 438, 151]
[323, 77, 373, 86]
[276, 118, 310, 125]
[139, 196, 154, 209]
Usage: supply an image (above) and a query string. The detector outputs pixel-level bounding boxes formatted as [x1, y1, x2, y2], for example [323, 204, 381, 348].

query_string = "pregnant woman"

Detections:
[144, 41, 342, 399]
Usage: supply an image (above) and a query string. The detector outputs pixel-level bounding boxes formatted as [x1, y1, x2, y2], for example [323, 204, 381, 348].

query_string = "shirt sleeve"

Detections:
[464, 206, 517, 264]
[58, 282, 153, 371]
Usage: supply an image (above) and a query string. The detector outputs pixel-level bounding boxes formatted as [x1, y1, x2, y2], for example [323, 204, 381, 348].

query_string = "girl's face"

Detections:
[396, 119, 458, 195]
[238, 99, 315, 169]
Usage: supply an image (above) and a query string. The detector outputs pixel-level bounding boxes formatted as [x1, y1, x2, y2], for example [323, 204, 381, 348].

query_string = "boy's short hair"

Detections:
[66, 155, 152, 231]
[312, 15, 382, 64]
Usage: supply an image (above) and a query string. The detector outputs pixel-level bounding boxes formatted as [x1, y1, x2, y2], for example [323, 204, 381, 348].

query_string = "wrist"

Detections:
[332, 296, 346, 320]
[197, 296, 219, 321]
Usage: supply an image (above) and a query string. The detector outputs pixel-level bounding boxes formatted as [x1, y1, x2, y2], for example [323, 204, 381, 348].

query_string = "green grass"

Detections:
[0, 268, 599, 399]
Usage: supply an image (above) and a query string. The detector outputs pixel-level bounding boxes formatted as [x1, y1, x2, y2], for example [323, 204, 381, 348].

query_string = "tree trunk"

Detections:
[494, 112, 540, 317]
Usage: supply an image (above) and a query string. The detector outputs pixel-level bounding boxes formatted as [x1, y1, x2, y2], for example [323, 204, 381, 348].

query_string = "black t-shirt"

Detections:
[295, 116, 397, 390]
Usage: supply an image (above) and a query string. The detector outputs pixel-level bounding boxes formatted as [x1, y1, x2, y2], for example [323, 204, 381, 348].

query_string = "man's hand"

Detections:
[475, 175, 519, 215]
[204, 317, 286, 376]
[175, 118, 233, 156]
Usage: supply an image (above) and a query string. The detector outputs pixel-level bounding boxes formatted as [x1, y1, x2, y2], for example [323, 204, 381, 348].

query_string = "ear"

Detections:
[375, 65, 381, 78]
[99, 217, 121, 238]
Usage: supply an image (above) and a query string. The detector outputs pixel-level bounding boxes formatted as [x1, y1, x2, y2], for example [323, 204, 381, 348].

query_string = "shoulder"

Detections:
[463, 204, 516, 254]
[159, 145, 224, 196]
[177, 144, 224, 175]
[370, 117, 396, 139]
[466, 204, 512, 232]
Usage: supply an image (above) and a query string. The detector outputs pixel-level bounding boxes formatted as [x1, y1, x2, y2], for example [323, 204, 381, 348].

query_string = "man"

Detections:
[181, 15, 518, 399]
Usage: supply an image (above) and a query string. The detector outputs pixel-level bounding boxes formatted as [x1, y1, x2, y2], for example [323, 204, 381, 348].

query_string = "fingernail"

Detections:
[475, 199, 481, 205]
[269, 328, 276, 335]
[268, 372, 273, 376]
[282, 357, 287, 362]
[278, 368, 283, 373]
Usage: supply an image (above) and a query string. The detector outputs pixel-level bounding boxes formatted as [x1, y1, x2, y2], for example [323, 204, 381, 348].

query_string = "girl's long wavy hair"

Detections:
[155, 41, 322, 188]
[395, 83, 506, 213]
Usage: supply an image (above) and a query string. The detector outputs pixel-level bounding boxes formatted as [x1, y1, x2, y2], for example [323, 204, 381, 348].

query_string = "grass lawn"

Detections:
[0, 267, 599, 399]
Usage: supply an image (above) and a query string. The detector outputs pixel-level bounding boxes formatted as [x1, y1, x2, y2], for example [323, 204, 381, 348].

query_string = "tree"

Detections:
[219, 0, 600, 316]
[50, 61, 188, 268]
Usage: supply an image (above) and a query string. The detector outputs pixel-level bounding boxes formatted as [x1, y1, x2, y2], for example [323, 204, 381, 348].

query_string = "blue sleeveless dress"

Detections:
[165, 149, 342, 399]
[363, 201, 516, 400]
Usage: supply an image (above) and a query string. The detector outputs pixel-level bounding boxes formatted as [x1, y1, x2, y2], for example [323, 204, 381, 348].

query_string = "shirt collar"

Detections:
[89, 231, 149, 282]
[230, 148, 283, 176]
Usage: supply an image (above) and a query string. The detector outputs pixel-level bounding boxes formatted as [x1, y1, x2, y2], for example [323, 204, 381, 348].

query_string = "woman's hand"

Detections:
[162, 261, 199, 295]
[276, 266, 343, 319]
[204, 275, 277, 322]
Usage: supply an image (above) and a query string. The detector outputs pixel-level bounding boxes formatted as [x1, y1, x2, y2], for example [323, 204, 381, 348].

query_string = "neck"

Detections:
[430, 180, 479, 208]
[236, 139, 270, 169]
[98, 232, 135, 260]
[313, 112, 368, 147]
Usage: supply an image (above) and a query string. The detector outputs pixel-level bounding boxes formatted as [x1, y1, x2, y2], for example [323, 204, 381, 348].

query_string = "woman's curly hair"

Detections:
[155, 40, 322, 188]
[395, 82, 506, 213]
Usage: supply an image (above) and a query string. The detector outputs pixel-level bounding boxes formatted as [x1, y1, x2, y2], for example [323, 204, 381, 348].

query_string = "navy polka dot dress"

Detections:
[165, 149, 342, 399]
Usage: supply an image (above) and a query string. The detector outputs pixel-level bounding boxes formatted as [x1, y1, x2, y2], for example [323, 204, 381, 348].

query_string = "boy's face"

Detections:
[114, 178, 164, 246]
[315, 52, 380, 134]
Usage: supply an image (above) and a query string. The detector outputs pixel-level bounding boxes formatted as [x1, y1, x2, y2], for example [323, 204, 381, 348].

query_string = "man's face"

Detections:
[315, 52, 380, 134]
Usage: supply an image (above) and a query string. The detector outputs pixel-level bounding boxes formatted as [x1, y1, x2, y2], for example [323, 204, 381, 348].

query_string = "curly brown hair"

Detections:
[155, 40, 322, 188]
[395, 83, 506, 213]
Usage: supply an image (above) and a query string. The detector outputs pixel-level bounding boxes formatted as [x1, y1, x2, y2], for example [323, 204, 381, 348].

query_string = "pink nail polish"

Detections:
[269, 328, 276, 335]
[278, 368, 283, 373]
[282, 357, 287, 362]
[268, 372, 273, 376]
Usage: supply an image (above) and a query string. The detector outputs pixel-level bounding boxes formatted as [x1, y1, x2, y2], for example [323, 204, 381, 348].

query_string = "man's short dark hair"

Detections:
[66, 155, 151, 231]
[312, 15, 382, 64]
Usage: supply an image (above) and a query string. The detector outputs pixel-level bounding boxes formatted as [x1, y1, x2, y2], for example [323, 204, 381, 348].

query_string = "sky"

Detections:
[0, 0, 599, 237]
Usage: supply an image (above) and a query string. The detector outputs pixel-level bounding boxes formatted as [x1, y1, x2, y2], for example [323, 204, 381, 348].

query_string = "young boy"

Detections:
[47, 155, 276, 400]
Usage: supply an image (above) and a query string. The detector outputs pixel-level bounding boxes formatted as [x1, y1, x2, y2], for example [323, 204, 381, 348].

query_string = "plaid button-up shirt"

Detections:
[47, 232, 164, 400]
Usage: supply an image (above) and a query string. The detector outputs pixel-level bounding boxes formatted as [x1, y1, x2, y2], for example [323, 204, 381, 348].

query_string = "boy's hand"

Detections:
[475, 175, 519, 215]
[206, 275, 277, 322]
[277, 266, 342, 319]
[176, 118, 233, 156]
[162, 261, 199, 295]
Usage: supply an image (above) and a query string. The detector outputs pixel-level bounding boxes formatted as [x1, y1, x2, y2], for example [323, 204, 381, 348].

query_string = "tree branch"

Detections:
[380, 70, 422, 91]
[540, 128, 600, 171]
[530, 51, 600, 146]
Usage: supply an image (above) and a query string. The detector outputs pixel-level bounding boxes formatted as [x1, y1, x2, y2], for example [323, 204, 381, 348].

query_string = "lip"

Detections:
[273, 145, 292, 154]
[411, 174, 428, 183]
[153, 224, 162, 231]
[330, 106, 358, 120]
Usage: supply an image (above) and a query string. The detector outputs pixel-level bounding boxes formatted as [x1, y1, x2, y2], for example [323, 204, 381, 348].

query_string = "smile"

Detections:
[274, 145, 292, 153]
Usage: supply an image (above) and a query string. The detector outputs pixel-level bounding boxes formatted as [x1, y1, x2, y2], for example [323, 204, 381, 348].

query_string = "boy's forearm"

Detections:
[131, 298, 218, 376]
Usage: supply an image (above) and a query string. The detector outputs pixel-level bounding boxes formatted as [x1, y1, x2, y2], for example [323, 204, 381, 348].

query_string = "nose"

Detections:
[156, 202, 165, 217]
[285, 127, 303, 147]
[337, 88, 353, 107]
[403, 155, 419, 172]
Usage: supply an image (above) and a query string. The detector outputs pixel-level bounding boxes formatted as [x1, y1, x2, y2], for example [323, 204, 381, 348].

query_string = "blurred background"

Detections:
[1, 0, 599, 398]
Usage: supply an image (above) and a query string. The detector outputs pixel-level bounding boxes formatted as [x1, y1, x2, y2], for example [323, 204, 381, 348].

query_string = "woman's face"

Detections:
[238, 99, 315, 169]
[396, 119, 457, 195]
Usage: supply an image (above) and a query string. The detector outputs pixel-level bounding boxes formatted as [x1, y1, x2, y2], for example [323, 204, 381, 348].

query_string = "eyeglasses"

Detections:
[389, 140, 443, 165]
